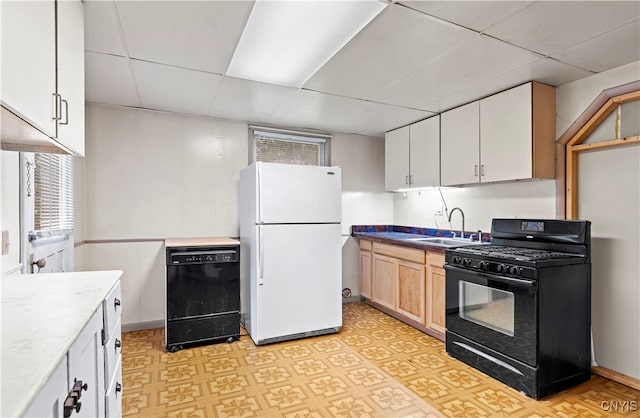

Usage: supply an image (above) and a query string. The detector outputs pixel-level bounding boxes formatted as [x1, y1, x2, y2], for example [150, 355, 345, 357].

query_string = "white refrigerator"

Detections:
[239, 162, 342, 345]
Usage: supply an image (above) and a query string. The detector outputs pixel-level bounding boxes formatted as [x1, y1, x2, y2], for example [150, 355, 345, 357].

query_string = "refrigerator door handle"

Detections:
[258, 225, 264, 285]
[257, 162, 264, 223]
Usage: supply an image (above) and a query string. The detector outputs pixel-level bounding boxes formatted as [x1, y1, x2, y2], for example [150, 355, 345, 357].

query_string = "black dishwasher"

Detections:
[165, 245, 240, 351]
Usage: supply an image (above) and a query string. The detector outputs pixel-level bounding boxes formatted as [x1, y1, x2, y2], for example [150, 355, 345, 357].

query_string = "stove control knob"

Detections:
[452, 257, 459, 264]
[464, 258, 472, 267]
[478, 261, 487, 270]
[497, 264, 506, 273]
[509, 266, 518, 274]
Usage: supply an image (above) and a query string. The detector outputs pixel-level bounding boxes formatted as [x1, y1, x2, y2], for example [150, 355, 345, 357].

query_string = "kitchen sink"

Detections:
[406, 237, 482, 247]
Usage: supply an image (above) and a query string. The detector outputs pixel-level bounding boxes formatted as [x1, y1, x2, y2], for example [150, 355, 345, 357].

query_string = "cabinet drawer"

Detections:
[427, 252, 445, 268]
[106, 356, 122, 418]
[104, 281, 122, 341]
[105, 318, 122, 382]
[359, 239, 372, 251]
[373, 242, 425, 264]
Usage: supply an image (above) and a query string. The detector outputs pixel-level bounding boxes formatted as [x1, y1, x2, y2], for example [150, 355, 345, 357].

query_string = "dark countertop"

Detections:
[351, 225, 489, 253]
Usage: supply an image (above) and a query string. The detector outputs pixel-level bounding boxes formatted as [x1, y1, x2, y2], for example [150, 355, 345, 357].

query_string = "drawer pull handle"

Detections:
[115, 382, 122, 393]
[114, 298, 121, 308]
[115, 338, 121, 349]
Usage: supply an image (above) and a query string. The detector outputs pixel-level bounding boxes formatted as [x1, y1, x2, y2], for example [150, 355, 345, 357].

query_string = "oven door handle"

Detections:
[445, 265, 535, 289]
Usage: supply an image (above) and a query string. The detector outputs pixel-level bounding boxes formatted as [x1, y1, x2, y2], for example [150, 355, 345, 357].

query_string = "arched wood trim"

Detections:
[554, 80, 640, 218]
[555, 82, 640, 390]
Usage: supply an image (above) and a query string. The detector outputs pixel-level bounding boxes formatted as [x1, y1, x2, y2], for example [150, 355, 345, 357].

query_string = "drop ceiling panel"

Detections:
[132, 60, 222, 116]
[83, 0, 125, 55]
[115, 0, 253, 73]
[422, 58, 594, 113]
[552, 19, 640, 72]
[400, 1, 535, 32]
[485, 1, 640, 56]
[333, 100, 434, 137]
[209, 77, 296, 123]
[267, 90, 358, 133]
[85, 52, 139, 107]
[304, 5, 475, 99]
[369, 35, 541, 111]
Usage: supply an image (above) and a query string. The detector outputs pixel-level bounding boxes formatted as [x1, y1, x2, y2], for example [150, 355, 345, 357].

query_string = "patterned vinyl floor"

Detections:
[122, 302, 639, 417]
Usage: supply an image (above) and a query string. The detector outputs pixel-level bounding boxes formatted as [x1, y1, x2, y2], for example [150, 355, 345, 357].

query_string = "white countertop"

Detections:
[165, 237, 240, 247]
[1, 270, 122, 418]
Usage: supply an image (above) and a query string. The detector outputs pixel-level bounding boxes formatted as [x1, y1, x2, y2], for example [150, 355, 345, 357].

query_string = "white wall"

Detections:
[1, 151, 21, 275]
[331, 133, 394, 298]
[393, 181, 556, 233]
[80, 105, 392, 327]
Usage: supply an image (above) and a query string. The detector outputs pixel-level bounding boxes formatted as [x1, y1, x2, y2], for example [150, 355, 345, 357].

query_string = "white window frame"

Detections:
[250, 126, 331, 166]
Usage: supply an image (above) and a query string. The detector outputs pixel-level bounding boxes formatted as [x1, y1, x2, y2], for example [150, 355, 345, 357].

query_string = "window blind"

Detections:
[252, 129, 328, 166]
[34, 153, 74, 235]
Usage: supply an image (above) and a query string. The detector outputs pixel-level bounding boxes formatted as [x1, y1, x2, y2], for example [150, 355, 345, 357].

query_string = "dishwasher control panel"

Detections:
[170, 250, 238, 265]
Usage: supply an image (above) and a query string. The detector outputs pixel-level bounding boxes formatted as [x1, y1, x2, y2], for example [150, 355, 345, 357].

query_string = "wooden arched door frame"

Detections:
[555, 81, 640, 219]
[554, 81, 640, 390]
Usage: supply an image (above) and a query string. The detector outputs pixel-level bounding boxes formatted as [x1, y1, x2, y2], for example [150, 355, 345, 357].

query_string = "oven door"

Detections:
[445, 265, 537, 366]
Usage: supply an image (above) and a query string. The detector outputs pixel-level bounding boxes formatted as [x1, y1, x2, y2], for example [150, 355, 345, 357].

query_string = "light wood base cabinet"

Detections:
[359, 240, 372, 299]
[358, 240, 446, 342]
[426, 252, 446, 337]
[397, 260, 425, 324]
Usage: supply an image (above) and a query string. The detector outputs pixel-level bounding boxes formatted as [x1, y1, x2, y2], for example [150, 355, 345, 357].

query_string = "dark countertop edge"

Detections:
[351, 231, 447, 254]
[351, 225, 491, 253]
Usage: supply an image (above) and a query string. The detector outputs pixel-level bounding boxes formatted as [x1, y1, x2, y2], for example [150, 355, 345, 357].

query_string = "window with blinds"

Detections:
[34, 153, 74, 236]
[252, 129, 329, 166]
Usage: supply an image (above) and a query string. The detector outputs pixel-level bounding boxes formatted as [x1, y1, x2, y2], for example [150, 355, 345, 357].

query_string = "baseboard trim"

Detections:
[592, 366, 640, 390]
[122, 320, 164, 333]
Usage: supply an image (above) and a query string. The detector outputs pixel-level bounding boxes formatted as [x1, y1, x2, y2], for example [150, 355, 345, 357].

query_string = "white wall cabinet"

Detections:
[0, 0, 85, 155]
[385, 115, 440, 191]
[0, 0, 57, 138]
[441, 82, 555, 186]
[441, 102, 480, 186]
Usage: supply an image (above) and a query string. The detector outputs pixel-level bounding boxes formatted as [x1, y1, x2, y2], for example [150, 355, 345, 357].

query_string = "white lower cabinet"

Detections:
[24, 359, 67, 418]
[25, 281, 122, 418]
[67, 309, 105, 418]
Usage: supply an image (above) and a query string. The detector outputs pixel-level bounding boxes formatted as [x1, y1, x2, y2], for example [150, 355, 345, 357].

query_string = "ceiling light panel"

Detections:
[226, 0, 387, 87]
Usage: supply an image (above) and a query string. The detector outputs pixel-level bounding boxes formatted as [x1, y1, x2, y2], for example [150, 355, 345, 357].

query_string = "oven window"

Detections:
[459, 281, 515, 336]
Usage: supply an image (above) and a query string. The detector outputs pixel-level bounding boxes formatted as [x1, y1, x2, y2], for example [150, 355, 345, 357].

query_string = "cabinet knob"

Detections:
[114, 298, 121, 308]
[115, 382, 122, 393]
[73, 378, 88, 393]
[74, 402, 82, 414]
[115, 338, 121, 349]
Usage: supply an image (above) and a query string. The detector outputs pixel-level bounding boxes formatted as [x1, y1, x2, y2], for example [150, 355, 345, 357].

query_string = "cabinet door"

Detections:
[385, 126, 410, 191]
[24, 359, 67, 418]
[409, 116, 440, 188]
[441, 101, 480, 186]
[0, 0, 57, 137]
[372, 253, 397, 310]
[480, 83, 532, 182]
[359, 250, 372, 299]
[56, 0, 85, 155]
[68, 308, 105, 418]
[397, 260, 425, 323]
[426, 252, 446, 337]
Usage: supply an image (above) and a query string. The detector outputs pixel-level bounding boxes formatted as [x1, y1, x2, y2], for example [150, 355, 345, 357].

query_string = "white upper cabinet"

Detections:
[0, 0, 85, 156]
[385, 115, 441, 191]
[57, 0, 85, 156]
[441, 102, 480, 186]
[385, 126, 411, 190]
[441, 82, 555, 186]
[409, 116, 440, 188]
[1, 0, 57, 138]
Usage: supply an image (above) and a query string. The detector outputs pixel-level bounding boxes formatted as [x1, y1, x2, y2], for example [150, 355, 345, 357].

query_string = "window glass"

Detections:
[252, 129, 328, 166]
[34, 153, 74, 236]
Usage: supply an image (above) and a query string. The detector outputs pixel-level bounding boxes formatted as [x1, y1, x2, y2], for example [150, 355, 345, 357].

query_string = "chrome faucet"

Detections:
[447, 207, 465, 239]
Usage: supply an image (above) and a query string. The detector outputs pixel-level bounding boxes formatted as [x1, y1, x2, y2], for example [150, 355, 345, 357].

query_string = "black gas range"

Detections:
[445, 218, 591, 399]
